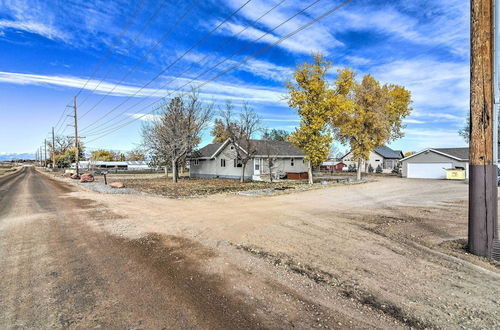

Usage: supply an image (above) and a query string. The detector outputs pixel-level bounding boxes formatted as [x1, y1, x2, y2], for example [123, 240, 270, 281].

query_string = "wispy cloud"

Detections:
[370, 58, 468, 115]
[404, 119, 425, 124]
[127, 113, 160, 121]
[217, 0, 344, 55]
[0, 70, 287, 105]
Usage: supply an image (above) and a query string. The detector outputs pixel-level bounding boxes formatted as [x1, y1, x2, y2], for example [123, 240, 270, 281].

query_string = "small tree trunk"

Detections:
[172, 159, 178, 183]
[356, 159, 362, 181]
[268, 160, 273, 182]
[308, 160, 313, 185]
[164, 164, 168, 179]
[241, 162, 246, 183]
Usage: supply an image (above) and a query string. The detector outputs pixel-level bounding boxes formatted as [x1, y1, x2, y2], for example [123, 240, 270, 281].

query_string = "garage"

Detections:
[400, 148, 471, 179]
[407, 163, 452, 179]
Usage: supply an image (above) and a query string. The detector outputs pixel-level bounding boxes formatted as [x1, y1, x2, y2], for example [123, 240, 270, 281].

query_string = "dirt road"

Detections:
[1, 167, 409, 329]
[63, 171, 499, 329]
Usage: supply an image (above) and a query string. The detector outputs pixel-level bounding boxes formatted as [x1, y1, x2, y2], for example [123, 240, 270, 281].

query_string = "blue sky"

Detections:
[0, 0, 469, 157]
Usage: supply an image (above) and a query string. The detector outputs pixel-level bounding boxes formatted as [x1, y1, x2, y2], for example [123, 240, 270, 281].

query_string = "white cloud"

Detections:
[404, 119, 425, 124]
[401, 128, 466, 149]
[344, 55, 371, 66]
[370, 59, 468, 112]
[238, 58, 292, 81]
[218, 0, 344, 55]
[127, 113, 160, 121]
[0, 70, 288, 106]
[326, 1, 468, 58]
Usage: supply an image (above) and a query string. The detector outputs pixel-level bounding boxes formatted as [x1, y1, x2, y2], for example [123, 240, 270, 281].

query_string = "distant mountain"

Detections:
[0, 153, 35, 161]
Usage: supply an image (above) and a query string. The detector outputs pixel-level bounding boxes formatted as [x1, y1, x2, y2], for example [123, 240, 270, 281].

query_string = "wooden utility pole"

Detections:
[52, 127, 56, 169]
[73, 96, 80, 176]
[469, 0, 499, 257]
[44, 139, 47, 168]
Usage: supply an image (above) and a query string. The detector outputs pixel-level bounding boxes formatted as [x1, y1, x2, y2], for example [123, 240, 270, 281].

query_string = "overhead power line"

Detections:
[85, 0, 326, 136]
[80, 0, 252, 133]
[85, 0, 354, 144]
[77, 0, 202, 121]
[78, 0, 171, 111]
[82, 0, 287, 135]
[51, 0, 145, 134]
[75, 0, 147, 99]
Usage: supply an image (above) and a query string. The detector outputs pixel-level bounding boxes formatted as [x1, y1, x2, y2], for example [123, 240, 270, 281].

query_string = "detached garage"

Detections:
[400, 148, 471, 179]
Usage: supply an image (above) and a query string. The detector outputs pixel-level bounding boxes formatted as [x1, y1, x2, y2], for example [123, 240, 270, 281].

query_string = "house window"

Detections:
[221, 159, 226, 167]
[193, 159, 199, 166]
[234, 158, 242, 167]
[291, 158, 294, 166]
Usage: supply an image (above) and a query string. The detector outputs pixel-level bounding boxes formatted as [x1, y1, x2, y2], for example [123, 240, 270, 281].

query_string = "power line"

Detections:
[78, 0, 170, 111]
[85, 0, 325, 136]
[77, 0, 202, 122]
[80, 0, 252, 134]
[83, 0, 288, 135]
[85, 0, 354, 144]
[75, 0, 147, 99]
[51, 0, 145, 133]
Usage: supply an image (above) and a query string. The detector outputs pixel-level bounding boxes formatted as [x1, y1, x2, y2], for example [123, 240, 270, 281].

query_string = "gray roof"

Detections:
[373, 146, 404, 159]
[402, 146, 500, 162]
[194, 142, 224, 158]
[432, 147, 469, 160]
[433, 147, 500, 160]
[192, 139, 305, 158]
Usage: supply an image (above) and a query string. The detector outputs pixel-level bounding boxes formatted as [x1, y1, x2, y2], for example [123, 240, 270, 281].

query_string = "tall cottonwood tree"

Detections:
[220, 101, 261, 183]
[142, 92, 213, 182]
[287, 54, 348, 184]
[330, 72, 412, 180]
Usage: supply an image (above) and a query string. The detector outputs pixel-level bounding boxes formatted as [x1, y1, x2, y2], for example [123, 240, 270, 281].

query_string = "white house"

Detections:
[189, 139, 308, 180]
[341, 146, 404, 173]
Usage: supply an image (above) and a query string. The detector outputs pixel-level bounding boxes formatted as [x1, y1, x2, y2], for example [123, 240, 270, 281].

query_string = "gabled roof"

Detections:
[341, 146, 403, 160]
[400, 147, 500, 162]
[191, 139, 305, 159]
[432, 147, 469, 160]
[373, 146, 404, 159]
[192, 142, 225, 158]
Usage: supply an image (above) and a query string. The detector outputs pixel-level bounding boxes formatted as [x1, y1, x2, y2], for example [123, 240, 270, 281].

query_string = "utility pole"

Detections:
[52, 127, 56, 169]
[469, 0, 499, 257]
[73, 96, 80, 176]
[44, 139, 47, 168]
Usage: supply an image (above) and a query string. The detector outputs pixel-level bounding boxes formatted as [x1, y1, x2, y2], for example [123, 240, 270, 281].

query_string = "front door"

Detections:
[254, 158, 261, 175]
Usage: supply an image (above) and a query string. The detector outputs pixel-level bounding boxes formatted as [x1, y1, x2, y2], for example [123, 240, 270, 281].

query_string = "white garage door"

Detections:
[407, 163, 452, 179]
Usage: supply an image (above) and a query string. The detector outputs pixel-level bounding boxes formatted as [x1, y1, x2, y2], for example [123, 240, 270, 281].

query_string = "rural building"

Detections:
[189, 139, 308, 180]
[399, 147, 500, 179]
[73, 161, 153, 171]
[320, 161, 346, 172]
[341, 146, 403, 173]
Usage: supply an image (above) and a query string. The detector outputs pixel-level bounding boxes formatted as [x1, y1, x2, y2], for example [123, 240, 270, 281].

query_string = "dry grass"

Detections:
[0, 165, 16, 176]
[108, 175, 310, 198]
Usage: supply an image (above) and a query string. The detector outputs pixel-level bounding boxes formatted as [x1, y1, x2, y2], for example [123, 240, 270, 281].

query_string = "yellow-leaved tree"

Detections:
[287, 54, 353, 184]
[330, 73, 412, 180]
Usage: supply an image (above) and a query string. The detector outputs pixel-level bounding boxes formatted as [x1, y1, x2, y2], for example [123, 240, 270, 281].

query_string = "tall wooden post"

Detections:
[73, 96, 80, 176]
[52, 127, 56, 169]
[469, 0, 498, 257]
